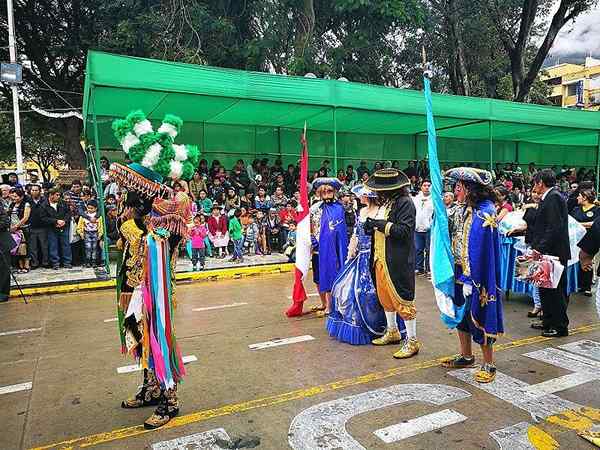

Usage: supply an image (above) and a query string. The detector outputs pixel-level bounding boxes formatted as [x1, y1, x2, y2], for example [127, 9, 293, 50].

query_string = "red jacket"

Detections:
[279, 209, 298, 226]
[207, 215, 228, 235]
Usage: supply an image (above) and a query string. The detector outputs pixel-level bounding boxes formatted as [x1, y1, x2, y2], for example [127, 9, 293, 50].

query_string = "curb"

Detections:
[9, 263, 295, 298]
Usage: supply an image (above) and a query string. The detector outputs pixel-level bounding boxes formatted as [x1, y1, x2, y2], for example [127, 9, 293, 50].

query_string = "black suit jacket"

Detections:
[530, 188, 571, 264]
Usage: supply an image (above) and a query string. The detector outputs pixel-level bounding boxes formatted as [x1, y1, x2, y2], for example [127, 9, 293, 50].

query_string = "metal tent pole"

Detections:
[91, 87, 110, 275]
[489, 121, 494, 172]
[6, 0, 24, 183]
[333, 108, 338, 174]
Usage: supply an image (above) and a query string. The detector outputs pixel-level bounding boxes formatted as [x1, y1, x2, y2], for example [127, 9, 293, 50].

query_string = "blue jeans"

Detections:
[233, 238, 244, 259]
[48, 226, 72, 266]
[414, 230, 430, 273]
[532, 286, 541, 309]
[84, 232, 99, 265]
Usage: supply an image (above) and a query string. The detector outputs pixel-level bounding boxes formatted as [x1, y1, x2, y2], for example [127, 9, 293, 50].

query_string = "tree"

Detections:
[484, 0, 597, 101]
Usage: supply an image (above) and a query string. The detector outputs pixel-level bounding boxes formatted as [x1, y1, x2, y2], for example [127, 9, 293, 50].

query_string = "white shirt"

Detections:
[541, 187, 554, 201]
[413, 192, 434, 232]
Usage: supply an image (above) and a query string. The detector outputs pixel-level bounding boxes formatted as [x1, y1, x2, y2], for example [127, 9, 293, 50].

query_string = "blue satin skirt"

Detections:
[327, 250, 406, 345]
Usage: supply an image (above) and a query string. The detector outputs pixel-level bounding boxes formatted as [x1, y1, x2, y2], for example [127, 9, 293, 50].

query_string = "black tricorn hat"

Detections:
[365, 168, 410, 191]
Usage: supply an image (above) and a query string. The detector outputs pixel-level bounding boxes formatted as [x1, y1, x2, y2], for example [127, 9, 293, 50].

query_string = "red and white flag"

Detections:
[286, 124, 311, 317]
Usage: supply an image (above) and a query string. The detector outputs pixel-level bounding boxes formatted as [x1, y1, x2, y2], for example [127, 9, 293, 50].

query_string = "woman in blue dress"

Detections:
[326, 185, 405, 345]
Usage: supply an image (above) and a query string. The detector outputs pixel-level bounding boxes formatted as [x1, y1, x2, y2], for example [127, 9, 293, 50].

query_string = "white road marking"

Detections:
[490, 422, 536, 450]
[288, 384, 471, 450]
[559, 339, 600, 362]
[0, 327, 42, 337]
[0, 382, 32, 395]
[450, 341, 600, 449]
[117, 355, 198, 374]
[192, 302, 248, 312]
[103, 318, 118, 323]
[374, 409, 467, 443]
[286, 293, 319, 299]
[249, 335, 315, 350]
[152, 428, 231, 450]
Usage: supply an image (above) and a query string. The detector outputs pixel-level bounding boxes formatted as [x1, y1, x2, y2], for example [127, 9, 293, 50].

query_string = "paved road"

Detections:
[2, 274, 600, 450]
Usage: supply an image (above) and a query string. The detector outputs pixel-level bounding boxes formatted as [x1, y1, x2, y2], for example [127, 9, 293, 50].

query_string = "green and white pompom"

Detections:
[113, 110, 200, 181]
[158, 114, 183, 139]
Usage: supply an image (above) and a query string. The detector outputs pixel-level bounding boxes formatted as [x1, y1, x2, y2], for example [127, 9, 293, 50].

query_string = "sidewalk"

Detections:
[9, 253, 292, 297]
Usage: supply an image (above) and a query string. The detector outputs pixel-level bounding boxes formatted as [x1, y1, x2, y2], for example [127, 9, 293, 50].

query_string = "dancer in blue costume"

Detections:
[441, 167, 504, 384]
[327, 185, 406, 344]
[310, 178, 348, 318]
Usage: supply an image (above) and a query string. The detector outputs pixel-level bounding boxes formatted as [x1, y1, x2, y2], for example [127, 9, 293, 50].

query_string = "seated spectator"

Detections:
[43, 188, 72, 269]
[209, 177, 225, 201]
[241, 191, 255, 211]
[279, 201, 298, 243]
[336, 169, 347, 185]
[198, 159, 209, 177]
[189, 171, 208, 202]
[197, 190, 213, 216]
[271, 186, 288, 210]
[357, 160, 370, 179]
[99, 156, 110, 185]
[9, 187, 31, 273]
[266, 207, 282, 251]
[270, 174, 286, 195]
[225, 187, 241, 213]
[284, 164, 298, 195]
[345, 165, 357, 185]
[255, 186, 272, 211]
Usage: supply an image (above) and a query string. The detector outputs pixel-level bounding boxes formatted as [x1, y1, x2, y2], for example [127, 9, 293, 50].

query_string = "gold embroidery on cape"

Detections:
[120, 219, 145, 288]
[373, 201, 416, 318]
[461, 207, 473, 277]
[479, 211, 498, 229]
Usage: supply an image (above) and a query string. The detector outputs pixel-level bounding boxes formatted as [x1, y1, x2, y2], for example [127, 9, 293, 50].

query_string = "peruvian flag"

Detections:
[285, 124, 311, 317]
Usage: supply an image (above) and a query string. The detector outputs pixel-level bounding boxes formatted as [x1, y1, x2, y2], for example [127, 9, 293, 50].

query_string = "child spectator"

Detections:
[254, 186, 272, 211]
[76, 200, 104, 267]
[207, 205, 228, 258]
[283, 221, 297, 262]
[197, 190, 213, 216]
[225, 187, 241, 213]
[255, 210, 269, 255]
[228, 209, 244, 263]
[190, 214, 208, 270]
[245, 214, 260, 255]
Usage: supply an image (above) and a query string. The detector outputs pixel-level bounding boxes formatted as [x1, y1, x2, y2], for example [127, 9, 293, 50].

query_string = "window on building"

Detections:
[567, 83, 578, 96]
[545, 76, 562, 86]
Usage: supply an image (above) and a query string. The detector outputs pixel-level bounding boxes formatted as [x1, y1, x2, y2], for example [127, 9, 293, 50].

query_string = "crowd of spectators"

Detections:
[2, 155, 597, 276]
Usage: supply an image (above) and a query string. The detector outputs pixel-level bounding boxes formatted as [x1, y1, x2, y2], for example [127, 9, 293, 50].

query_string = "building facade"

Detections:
[543, 57, 600, 111]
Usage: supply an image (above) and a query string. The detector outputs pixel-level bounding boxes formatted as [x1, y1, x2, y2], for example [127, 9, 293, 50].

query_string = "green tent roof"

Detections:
[83, 50, 600, 171]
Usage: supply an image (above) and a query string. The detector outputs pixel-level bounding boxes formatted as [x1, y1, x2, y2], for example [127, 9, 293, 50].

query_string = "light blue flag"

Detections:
[424, 76, 465, 328]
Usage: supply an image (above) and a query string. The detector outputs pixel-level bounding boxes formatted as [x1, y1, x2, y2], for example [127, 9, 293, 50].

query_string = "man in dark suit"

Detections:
[530, 169, 570, 337]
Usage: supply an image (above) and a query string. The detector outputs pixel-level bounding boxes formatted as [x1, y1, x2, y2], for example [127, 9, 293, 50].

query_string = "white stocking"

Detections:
[385, 311, 398, 331]
[405, 319, 417, 340]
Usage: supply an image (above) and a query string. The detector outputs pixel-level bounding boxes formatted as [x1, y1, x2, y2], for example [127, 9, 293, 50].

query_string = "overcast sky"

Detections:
[546, 5, 600, 64]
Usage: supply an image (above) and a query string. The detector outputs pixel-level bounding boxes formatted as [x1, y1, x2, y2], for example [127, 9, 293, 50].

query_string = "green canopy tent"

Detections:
[83, 51, 600, 176]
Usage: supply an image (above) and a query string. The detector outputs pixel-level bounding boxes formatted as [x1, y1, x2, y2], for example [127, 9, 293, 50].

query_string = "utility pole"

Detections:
[6, 0, 24, 183]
